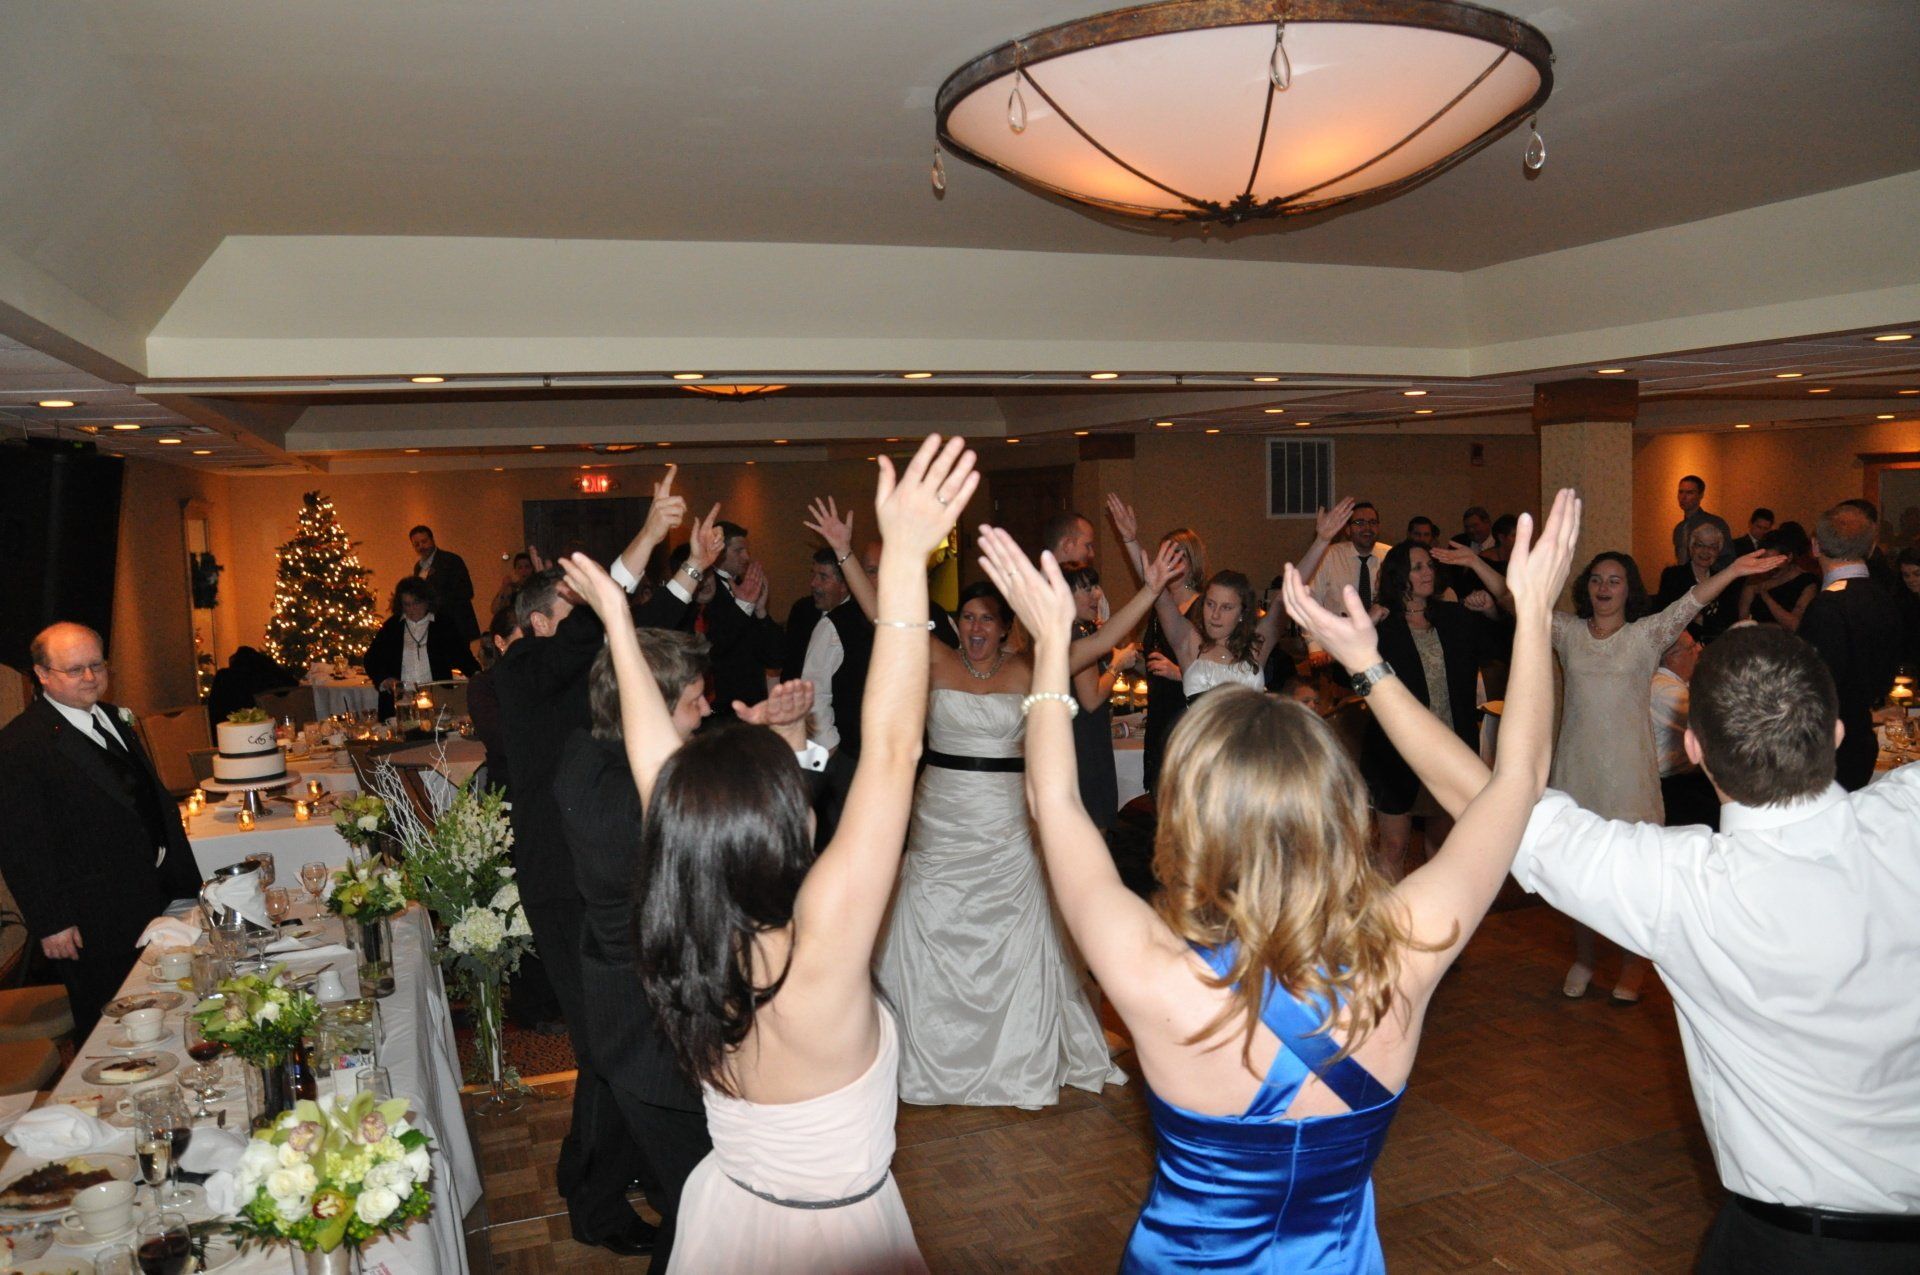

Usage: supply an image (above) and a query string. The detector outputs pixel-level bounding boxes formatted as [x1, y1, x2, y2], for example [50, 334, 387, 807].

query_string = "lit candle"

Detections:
[294, 800, 312, 821]
[413, 690, 434, 712]
[306, 779, 324, 799]
[237, 809, 256, 831]
[186, 790, 205, 816]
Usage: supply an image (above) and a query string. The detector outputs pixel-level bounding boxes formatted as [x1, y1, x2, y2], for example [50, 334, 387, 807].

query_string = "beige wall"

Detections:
[1632, 417, 1920, 571]
[108, 458, 234, 714]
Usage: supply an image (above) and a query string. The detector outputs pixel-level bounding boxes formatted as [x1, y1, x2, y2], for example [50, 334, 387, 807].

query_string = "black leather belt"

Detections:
[923, 750, 1023, 773]
[1733, 1194, 1920, 1242]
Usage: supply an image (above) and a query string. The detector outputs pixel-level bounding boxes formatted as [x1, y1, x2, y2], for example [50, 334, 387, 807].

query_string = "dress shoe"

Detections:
[572, 1218, 658, 1258]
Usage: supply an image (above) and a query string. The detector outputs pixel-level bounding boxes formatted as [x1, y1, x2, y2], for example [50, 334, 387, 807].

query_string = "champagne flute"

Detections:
[136, 1212, 191, 1275]
[134, 1114, 171, 1206]
[300, 861, 330, 906]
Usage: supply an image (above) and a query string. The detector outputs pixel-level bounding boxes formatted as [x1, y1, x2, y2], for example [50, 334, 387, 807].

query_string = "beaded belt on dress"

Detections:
[724, 1169, 892, 1210]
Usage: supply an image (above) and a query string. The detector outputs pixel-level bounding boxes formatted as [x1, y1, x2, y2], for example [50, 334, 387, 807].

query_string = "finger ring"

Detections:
[937, 494, 950, 505]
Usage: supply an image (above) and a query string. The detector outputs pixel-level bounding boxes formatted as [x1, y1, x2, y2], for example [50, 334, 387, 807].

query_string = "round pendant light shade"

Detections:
[936, 0, 1553, 225]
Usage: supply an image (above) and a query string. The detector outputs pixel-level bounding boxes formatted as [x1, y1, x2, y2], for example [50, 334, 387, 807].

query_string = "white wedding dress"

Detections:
[875, 689, 1121, 1107]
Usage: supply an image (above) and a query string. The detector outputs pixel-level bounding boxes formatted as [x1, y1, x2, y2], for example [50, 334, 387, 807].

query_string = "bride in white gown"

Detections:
[804, 499, 1182, 1107]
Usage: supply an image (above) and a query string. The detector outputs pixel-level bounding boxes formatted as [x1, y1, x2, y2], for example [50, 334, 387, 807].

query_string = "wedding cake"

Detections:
[213, 713, 287, 783]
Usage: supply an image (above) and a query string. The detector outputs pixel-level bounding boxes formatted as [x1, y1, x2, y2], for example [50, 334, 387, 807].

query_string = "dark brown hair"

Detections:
[588, 629, 710, 742]
[1200, 570, 1260, 666]
[1688, 626, 1838, 806]
[1572, 552, 1650, 621]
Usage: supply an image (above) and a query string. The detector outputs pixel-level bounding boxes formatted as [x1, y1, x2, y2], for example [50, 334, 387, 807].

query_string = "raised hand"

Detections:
[874, 435, 979, 556]
[1502, 489, 1581, 616]
[687, 504, 724, 572]
[803, 498, 856, 558]
[738, 560, 770, 611]
[526, 544, 550, 573]
[1315, 497, 1358, 544]
[978, 526, 1076, 649]
[1144, 540, 1185, 592]
[1729, 549, 1789, 578]
[735, 679, 815, 749]
[1281, 563, 1381, 673]
[1429, 541, 1479, 567]
[1106, 493, 1139, 545]
[641, 464, 687, 541]
[1109, 641, 1140, 672]
[558, 552, 632, 628]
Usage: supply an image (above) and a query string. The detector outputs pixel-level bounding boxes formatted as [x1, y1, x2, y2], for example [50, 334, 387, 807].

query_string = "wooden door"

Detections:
[985, 465, 1076, 563]
[522, 497, 664, 577]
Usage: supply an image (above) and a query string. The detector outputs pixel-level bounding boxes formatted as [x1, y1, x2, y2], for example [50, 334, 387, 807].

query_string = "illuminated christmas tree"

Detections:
[263, 492, 382, 668]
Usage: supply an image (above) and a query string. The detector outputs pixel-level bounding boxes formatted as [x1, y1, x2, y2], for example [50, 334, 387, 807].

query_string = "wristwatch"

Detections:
[681, 562, 703, 583]
[1349, 661, 1395, 697]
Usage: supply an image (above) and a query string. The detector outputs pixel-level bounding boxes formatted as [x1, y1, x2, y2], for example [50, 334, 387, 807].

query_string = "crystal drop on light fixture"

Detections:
[1007, 73, 1027, 133]
[1269, 23, 1292, 90]
[1524, 119, 1546, 171]
[931, 151, 947, 193]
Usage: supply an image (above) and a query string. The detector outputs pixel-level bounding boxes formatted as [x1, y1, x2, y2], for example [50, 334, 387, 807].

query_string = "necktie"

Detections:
[92, 711, 130, 756]
[1356, 556, 1373, 611]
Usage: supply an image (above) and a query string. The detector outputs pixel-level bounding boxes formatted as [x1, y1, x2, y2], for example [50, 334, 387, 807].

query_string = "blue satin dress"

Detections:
[1120, 944, 1403, 1273]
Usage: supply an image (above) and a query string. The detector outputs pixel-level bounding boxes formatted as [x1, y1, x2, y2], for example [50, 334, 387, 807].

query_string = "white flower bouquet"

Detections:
[229, 1093, 433, 1253]
[190, 965, 320, 1066]
[325, 862, 413, 921]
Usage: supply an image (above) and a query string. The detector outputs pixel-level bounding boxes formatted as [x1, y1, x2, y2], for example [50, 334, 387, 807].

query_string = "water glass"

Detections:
[355, 1066, 392, 1100]
[95, 1244, 136, 1275]
[190, 952, 224, 999]
[300, 861, 331, 906]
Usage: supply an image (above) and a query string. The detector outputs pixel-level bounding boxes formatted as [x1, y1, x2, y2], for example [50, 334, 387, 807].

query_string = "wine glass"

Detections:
[136, 1212, 190, 1275]
[250, 854, 276, 889]
[300, 861, 330, 906]
[145, 1091, 197, 1208]
[263, 887, 292, 926]
[96, 1245, 136, 1275]
[181, 1019, 224, 1119]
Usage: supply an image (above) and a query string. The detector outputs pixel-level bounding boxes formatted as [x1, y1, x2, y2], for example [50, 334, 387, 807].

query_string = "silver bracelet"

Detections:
[875, 619, 935, 630]
[1020, 691, 1080, 719]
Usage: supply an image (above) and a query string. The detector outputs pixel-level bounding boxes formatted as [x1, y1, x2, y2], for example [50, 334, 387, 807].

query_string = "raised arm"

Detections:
[979, 527, 1169, 1002]
[804, 497, 876, 621]
[558, 553, 681, 806]
[1151, 583, 1204, 665]
[1067, 540, 1181, 673]
[1105, 493, 1148, 583]
[1295, 497, 1357, 585]
[616, 465, 688, 582]
[1389, 491, 1580, 982]
[793, 437, 980, 978]
[1430, 541, 1514, 613]
[1690, 549, 1787, 606]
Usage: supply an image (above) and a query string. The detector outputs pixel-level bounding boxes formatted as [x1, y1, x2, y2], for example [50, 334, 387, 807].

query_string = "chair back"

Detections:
[421, 680, 469, 720]
[188, 748, 218, 785]
[255, 685, 319, 726]
[140, 705, 215, 797]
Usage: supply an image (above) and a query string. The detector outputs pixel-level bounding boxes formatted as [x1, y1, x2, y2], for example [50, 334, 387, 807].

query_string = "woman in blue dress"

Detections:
[974, 488, 1580, 1272]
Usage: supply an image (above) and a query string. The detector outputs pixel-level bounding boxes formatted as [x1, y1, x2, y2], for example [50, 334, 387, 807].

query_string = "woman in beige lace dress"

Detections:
[1552, 547, 1780, 1002]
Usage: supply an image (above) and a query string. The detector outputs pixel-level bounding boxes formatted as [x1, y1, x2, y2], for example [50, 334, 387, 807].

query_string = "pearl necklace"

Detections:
[958, 646, 1008, 681]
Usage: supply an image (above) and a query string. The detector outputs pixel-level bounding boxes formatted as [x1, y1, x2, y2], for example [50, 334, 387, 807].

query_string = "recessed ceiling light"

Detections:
[1006, 437, 1020, 444]
[1295, 420, 1313, 427]
[1089, 372, 1119, 380]
[191, 449, 212, 456]
[1871, 333, 1912, 342]
[1808, 387, 1831, 394]
[1901, 390, 1919, 396]
[1734, 423, 1751, 430]
[403, 448, 420, 454]
[1414, 408, 1434, 415]
[581, 464, 592, 470]
[1251, 375, 1281, 383]
[1595, 368, 1627, 375]
[1262, 408, 1286, 415]
[1878, 414, 1896, 420]
[774, 438, 789, 445]
[408, 470, 418, 474]
[1073, 430, 1090, 436]
[1205, 428, 1221, 434]
[157, 437, 182, 445]
[493, 467, 505, 472]
[531, 445, 546, 450]
[902, 372, 934, 380]
[1155, 421, 1174, 428]
[1774, 372, 1803, 379]
[1402, 389, 1427, 397]
[111, 423, 141, 431]
[672, 372, 705, 381]
[658, 442, 672, 448]
[409, 375, 445, 384]
[885, 437, 899, 442]
[37, 399, 74, 408]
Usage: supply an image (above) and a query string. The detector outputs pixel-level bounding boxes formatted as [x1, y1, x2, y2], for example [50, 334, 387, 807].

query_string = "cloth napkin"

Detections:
[205, 874, 270, 929]
[264, 936, 353, 961]
[137, 915, 202, 949]
[4, 1106, 135, 1158]
[200, 1171, 240, 1215]
[178, 1125, 247, 1175]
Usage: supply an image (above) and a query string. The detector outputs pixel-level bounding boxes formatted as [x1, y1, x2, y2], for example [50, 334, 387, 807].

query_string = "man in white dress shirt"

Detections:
[801, 543, 878, 754]
[1301, 500, 1390, 666]
[1356, 619, 1919, 1272]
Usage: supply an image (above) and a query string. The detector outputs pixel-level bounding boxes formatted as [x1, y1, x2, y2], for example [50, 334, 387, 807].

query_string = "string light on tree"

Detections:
[263, 491, 382, 667]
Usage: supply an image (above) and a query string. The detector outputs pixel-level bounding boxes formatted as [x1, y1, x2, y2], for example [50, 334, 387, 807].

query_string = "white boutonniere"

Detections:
[118, 706, 135, 724]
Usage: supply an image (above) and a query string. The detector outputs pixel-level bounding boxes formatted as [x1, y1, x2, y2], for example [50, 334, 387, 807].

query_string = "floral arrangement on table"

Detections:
[229, 1093, 434, 1255]
[325, 862, 413, 921]
[191, 964, 321, 1066]
[332, 794, 391, 854]
[366, 765, 533, 1099]
[226, 707, 270, 724]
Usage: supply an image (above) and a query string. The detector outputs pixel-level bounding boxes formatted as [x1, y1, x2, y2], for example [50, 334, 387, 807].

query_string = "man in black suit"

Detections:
[408, 525, 480, 646]
[492, 475, 712, 1257]
[1729, 507, 1775, 558]
[779, 571, 826, 685]
[700, 521, 786, 717]
[796, 546, 875, 757]
[0, 624, 202, 1033]
[1801, 503, 1901, 791]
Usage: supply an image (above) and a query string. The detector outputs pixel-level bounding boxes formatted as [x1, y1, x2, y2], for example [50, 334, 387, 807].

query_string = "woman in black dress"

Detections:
[1655, 521, 1738, 643]
[1738, 522, 1818, 632]
[1362, 542, 1506, 880]
[362, 577, 478, 718]
[1107, 494, 1205, 794]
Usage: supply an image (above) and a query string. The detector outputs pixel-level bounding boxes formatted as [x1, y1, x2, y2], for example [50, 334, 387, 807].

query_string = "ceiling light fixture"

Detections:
[37, 399, 75, 408]
[1402, 389, 1428, 397]
[1902, 390, 1919, 396]
[1262, 407, 1286, 414]
[1734, 423, 1751, 429]
[774, 438, 790, 445]
[682, 383, 788, 399]
[409, 375, 445, 384]
[1871, 333, 1912, 343]
[1774, 372, 1803, 379]
[1595, 368, 1627, 375]
[1878, 414, 1896, 420]
[1252, 376, 1281, 383]
[1808, 387, 1831, 394]
[902, 372, 935, 379]
[403, 448, 421, 454]
[1414, 408, 1434, 414]
[1155, 420, 1174, 428]
[1074, 429, 1090, 436]
[192, 449, 212, 456]
[112, 423, 142, 431]
[531, 445, 546, 451]
[1089, 372, 1120, 380]
[157, 437, 182, 445]
[1205, 427, 1222, 434]
[1295, 420, 1314, 427]
[1007, 437, 1021, 444]
[936, 0, 1552, 225]
[672, 372, 705, 381]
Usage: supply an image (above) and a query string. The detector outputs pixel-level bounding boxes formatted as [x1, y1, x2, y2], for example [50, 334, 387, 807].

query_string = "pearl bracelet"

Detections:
[1020, 691, 1080, 719]
[875, 619, 936, 630]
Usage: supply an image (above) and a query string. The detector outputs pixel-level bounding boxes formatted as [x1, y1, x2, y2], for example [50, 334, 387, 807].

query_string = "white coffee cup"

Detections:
[61, 1179, 134, 1238]
[154, 952, 193, 980]
[121, 1007, 164, 1043]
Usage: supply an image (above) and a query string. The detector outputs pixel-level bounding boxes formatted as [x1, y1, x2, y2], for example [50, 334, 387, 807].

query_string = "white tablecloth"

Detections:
[310, 677, 379, 719]
[187, 805, 353, 883]
[2, 905, 478, 1275]
[1114, 737, 1145, 809]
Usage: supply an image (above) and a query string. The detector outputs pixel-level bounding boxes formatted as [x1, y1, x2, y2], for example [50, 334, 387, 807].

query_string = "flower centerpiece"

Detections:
[191, 965, 321, 1127]
[326, 861, 414, 1000]
[331, 795, 391, 859]
[366, 766, 533, 1108]
[229, 1092, 433, 1275]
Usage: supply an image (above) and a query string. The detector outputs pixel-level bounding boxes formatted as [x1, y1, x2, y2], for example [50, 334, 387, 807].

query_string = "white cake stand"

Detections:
[200, 770, 301, 815]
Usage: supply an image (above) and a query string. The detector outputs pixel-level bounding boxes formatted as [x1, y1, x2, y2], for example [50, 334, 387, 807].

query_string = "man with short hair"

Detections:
[1671, 476, 1734, 564]
[1041, 510, 1097, 569]
[700, 521, 787, 716]
[1454, 506, 1494, 553]
[1731, 507, 1776, 558]
[407, 524, 480, 645]
[1836, 497, 1901, 592]
[798, 545, 875, 755]
[1304, 500, 1389, 620]
[1404, 516, 1439, 548]
[1801, 503, 1901, 791]
[1333, 613, 1920, 1273]
[780, 549, 840, 683]
[0, 624, 202, 1032]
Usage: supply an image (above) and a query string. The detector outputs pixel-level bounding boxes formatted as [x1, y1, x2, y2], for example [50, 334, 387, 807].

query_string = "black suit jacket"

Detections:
[702, 576, 787, 714]
[1362, 602, 1506, 812]
[781, 597, 824, 684]
[416, 549, 480, 643]
[1801, 576, 1901, 791]
[362, 615, 479, 716]
[0, 698, 202, 1016]
[1654, 564, 1736, 643]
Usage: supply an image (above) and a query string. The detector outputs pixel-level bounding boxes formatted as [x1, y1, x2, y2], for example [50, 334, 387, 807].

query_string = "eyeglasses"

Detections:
[1349, 518, 1379, 528]
[45, 661, 107, 678]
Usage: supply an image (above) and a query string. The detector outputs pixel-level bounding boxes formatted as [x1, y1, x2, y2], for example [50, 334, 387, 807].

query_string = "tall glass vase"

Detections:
[248, 1051, 293, 1131]
[354, 916, 395, 999]
[468, 965, 520, 1114]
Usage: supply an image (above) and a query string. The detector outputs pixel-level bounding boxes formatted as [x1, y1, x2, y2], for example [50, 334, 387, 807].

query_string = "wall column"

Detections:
[1534, 378, 1639, 590]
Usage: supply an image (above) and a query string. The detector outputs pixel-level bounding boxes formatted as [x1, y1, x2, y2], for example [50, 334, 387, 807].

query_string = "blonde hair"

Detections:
[1158, 527, 1208, 593]
[1152, 688, 1432, 1064]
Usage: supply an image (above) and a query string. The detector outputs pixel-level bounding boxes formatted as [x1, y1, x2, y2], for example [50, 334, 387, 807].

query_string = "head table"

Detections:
[0, 903, 480, 1275]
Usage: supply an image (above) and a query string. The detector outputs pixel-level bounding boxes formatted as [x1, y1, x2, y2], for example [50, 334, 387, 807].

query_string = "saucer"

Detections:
[104, 1026, 175, 1052]
[60, 1215, 134, 1244]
